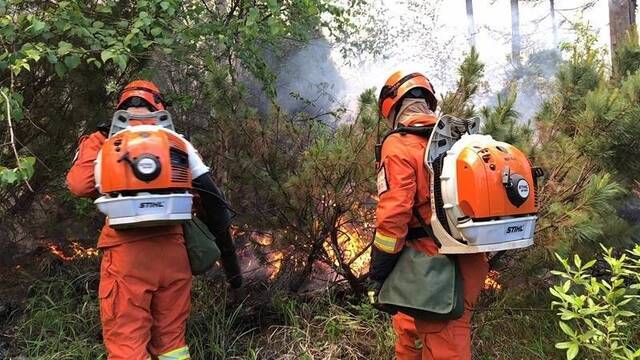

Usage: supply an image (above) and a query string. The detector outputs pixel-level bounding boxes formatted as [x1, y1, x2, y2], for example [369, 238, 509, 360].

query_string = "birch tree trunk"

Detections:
[511, 0, 521, 66]
[466, 0, 476, 47]
[550, 0, 558, 47]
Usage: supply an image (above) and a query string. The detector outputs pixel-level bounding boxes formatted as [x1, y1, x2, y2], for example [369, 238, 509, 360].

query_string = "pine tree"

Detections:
[439, 47, 484, 118]
[480, 87, 532, 151]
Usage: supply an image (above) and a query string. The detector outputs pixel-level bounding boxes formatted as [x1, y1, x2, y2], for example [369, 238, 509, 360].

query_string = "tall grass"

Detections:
[11, 260, 576, 359]
[14, 264, 104, 359]
[11, 264, 394, 359]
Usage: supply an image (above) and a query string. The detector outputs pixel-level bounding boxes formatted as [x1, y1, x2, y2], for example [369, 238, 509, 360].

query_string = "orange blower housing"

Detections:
[455, 143, 536, 219]
[426, 115, 542, 254]
[94, 111, 193, 229]
[98, 128, 192, 194]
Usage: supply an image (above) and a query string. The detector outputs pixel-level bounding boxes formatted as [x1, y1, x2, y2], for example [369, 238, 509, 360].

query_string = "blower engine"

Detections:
[426, 115, 543, 254]
[94, 110, 193, 229]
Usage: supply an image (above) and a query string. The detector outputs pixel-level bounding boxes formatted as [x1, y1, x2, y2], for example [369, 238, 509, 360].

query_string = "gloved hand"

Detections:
[214, 230, 242, 289]
[366, 278, 383, 305]
[221, 250, 243, 289]
[366, 278, 397, 315]
[96, 123, 110, 138]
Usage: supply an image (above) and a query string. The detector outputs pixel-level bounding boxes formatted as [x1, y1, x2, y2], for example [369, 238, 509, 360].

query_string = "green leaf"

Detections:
[150, 27, 162, 36]
[24, 49, 41, 62]
[247, 7, 259, 26]
[96, 4, 112, 13]
[114, 54, 127, 70]
[63, 55, 80, 70]
[558, 321, 575, 337]
[1, 168, 18, 184]
[18, 157, 35, 179]
[57, 41, 73, 56]
[54, 62, 66, 77]
[92, 21, 104, 29]
[46, 53, 58, 64]
[567, 343, 579, 360]
[267, 0, 279, 11]
[617, 310, 636, 317]
[100, 50, 115, 62]
[583, 259, 597, 269]
[29, 19, 46, 33]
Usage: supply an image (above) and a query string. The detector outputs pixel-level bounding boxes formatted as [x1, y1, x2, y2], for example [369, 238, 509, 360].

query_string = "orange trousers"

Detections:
[99, 235, 192, 360]
[392, 253, 488, 360]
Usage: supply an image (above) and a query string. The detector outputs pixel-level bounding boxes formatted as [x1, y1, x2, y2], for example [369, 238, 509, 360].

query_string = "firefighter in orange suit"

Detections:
[367, 71, 489, 359]
[67, 80, 241, 360]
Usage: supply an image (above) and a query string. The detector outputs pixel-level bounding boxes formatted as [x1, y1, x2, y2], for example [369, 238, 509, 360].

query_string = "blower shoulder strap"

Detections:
[375, 125, 434, 163]
[411, 207, 442, 248]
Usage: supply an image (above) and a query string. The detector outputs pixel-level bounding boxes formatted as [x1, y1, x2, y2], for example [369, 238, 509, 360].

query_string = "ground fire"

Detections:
[47, 241, 99, 261]
[484, 270, 502, 290]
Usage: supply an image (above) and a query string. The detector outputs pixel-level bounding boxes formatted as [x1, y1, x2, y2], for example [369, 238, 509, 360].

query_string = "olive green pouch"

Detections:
[378, 247, 464, 320]
[183, 217, 221, 275]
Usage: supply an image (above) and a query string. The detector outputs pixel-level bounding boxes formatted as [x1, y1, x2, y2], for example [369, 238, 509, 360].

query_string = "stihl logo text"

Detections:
[139, 202, 165, 208]
[506, 225, 524, 233]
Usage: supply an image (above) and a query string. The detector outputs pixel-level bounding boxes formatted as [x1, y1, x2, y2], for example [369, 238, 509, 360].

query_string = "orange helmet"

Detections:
[378, 71, 437, 118]
[117, 80, 166, 111]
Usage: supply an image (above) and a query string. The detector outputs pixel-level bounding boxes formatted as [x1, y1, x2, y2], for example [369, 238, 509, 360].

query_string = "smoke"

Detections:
[250, 0, 466, 121]
[272, 40, 347, 118]
[246, 0, 615, 124]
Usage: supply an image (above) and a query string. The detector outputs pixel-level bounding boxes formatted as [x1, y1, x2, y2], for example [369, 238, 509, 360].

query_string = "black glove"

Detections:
[366, 278, 383, 305]
[367, 242, 401, 315]
[365, 278, 397, 315]
[217, 229, 242, 289]
[96, 123, 110, 138]
[369, 245, 400, 284]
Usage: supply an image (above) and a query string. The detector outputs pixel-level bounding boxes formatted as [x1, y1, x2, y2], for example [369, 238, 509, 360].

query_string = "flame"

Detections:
[252, 232, 274, 246]
[484, 270, 502, 290]
[266, 250, 284, 280]
[47, 242, 99, 261]
[323, 225, 372, 277]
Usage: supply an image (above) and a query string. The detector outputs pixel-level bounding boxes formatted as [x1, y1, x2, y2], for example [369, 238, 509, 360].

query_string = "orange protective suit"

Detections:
[373, 111, 489, 360]
[67, 131, 191, 360]
[393, 312, 422, 360]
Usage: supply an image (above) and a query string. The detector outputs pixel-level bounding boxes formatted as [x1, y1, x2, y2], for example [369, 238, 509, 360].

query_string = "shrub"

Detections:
[549, 244, 640, 360]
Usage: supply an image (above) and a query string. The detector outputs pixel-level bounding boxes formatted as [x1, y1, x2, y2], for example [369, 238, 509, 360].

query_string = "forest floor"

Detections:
[0, 242, 566, 360]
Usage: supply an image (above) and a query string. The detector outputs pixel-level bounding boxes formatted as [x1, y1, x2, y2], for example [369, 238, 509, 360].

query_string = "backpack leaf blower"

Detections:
[94, 110, 193, 229]
[425, 115, 543, 254]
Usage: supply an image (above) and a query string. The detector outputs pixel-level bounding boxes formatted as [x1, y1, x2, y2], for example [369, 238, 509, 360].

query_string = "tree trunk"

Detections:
[466, 0, 476, 47]
[511, 0, 521, 66]
[550, 0, 558, 47]
[328, 227, 364, 293]
[289, 237, 322, 292]
[609, 0, 636, 75]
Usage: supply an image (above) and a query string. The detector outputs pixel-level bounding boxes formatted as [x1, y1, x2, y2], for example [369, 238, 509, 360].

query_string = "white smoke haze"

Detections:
[258, 0, 626, 122]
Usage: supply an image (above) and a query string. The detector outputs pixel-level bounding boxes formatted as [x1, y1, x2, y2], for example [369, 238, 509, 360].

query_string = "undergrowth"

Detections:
[9, 263, 395, 360]
[6, 260, 570, 360]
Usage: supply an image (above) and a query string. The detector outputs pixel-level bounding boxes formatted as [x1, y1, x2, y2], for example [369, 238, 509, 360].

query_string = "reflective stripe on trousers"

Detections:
[158, 346, 190, 360]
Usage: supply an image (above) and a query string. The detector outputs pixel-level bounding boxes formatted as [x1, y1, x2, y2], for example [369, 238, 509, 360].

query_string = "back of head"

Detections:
[378, 71, 437, 126]
[117, 80, 166, 112]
